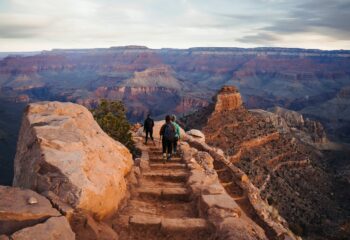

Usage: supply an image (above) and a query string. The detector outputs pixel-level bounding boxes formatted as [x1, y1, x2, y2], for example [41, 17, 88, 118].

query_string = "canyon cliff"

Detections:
[182, 86, 350, 240]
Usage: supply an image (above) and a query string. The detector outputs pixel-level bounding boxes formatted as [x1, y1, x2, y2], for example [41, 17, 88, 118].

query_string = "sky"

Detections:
[0, 0, 350, 51]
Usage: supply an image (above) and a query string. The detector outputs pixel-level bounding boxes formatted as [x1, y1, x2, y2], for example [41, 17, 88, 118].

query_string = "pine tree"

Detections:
[92, 100, 134, 150]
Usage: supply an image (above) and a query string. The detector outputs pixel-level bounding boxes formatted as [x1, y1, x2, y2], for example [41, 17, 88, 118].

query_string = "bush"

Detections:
[92, 100, 134, 150]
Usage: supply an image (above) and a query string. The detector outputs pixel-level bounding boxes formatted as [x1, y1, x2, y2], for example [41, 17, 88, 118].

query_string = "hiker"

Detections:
[143, 113, 154, 144]
[160, 115, 176, 162]
[171, 114, 181, 155]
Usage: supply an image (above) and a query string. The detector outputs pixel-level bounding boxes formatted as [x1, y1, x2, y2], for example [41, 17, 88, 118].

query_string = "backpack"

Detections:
[163, 123, 176, 141]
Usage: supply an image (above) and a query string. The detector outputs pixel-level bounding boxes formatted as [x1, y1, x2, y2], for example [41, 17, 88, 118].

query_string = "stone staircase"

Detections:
[113, 146, 213, 240]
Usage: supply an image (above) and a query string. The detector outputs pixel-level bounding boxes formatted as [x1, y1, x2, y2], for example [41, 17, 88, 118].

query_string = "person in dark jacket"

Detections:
[143, 113, 154, 144]
[160, 115, 176, 163]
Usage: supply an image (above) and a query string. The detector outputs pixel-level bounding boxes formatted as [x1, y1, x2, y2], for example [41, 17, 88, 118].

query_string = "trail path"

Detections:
[213, 160, 276, 239]
[113, 144, 212, 240]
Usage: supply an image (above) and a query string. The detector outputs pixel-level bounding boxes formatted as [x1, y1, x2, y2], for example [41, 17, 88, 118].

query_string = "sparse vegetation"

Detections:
[92, 99, 135, 151]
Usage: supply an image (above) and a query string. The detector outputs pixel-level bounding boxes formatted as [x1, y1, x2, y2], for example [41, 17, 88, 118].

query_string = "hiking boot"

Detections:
[163, 153, 167, 164]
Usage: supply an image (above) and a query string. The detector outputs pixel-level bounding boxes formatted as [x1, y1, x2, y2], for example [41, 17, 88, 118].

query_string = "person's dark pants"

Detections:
[145, 129, 153, 143]
[162, 139, 173, 155]
[173, 137, 178, 153]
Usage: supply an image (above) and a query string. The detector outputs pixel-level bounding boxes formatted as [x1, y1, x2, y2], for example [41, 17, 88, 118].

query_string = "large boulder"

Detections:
[13, 101, 133, 219]
[186, 129, 205, 142]
[11, 216, 75, 240]
[0, 186, 61, 235]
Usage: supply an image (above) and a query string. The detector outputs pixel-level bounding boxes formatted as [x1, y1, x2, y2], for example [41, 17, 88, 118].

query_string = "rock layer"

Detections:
[214, 86, 243, 112]
[0, 186, 60, 235]
[11, 216, 75, 240]
[13, 101, 133, 219]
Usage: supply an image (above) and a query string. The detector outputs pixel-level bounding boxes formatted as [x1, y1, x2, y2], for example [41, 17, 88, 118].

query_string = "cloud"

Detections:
[0, 14, 52, 38]
[237, 32, 281, 45]
[261, 0, 350, 39]
[0, 0, 349, 50]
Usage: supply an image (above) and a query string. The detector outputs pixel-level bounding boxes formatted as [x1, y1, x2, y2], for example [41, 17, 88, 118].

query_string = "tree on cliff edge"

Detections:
[92, 100, 134, 151]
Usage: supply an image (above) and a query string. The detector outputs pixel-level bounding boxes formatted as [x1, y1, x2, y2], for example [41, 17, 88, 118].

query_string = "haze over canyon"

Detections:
[1, 46, 350, 185]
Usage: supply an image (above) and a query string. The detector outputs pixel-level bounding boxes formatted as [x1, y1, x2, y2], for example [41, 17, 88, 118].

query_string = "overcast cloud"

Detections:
[0, 0, 349, 51]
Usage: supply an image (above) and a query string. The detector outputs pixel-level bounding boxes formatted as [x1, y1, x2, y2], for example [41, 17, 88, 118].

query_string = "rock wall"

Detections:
[13, 101, 133, 219]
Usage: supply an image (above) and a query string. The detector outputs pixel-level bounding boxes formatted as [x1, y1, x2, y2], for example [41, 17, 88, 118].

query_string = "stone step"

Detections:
[149, 150, 163, 154]
[142, 171, 189, 182]
[122, 200, 198, 218]
[161, 218, 210, 232]
[149, 157, 183, 163]
[129, 215, 161, 229]
[136, 187, 161, 199]
[136, 187, 190, 201]
[141, 179, 185, 188]
[128, 215, 210, 233]
[149, 147, 162, 152]
[162, 188, 190, 201]
[149, 163, 187, 170]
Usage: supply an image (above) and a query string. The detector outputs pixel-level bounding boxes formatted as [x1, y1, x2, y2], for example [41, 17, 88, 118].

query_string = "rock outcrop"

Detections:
[183, 86, 350, 240]
[214, 86, 243, 112]
[186, 129, 206, 142]
[250, 107, 328, 147]
[0, 186, 74, 239]
[181, 143, 269, 239]
[13, 101, 133, 219]
[11, 216, 75, 240]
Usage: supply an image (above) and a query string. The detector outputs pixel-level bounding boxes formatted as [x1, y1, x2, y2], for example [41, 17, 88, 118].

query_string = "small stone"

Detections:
[28, 197, 38, 205]
[241, 174, 249, 183]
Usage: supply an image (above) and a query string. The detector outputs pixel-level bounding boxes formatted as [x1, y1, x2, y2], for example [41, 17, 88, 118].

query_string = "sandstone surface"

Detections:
[214, 86, 243, 112]
[11, 216, 75, 240]
[13, 101, 133, 219]
[186, 129, 205, 142]
[0, 186, 60, 235]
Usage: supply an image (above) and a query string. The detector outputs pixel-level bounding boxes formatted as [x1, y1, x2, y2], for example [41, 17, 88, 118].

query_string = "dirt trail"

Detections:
[113, 145, 213, 240]
[213, 160, 277, 239]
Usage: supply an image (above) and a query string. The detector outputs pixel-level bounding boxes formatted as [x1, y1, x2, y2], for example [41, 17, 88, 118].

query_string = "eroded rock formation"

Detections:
[183, 86, 350, 239]
[13, 101, 133, 219]
[214, 86, 243, 112]
[250, 107, 328, 147]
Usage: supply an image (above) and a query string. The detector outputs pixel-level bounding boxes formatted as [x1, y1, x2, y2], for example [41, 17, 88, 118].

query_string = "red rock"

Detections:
[11, 216, 75, 240]
[0, 186, 60, 235]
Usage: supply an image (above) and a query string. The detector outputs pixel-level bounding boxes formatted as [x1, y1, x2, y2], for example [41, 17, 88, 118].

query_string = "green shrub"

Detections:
[92, 99, 134, 151]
